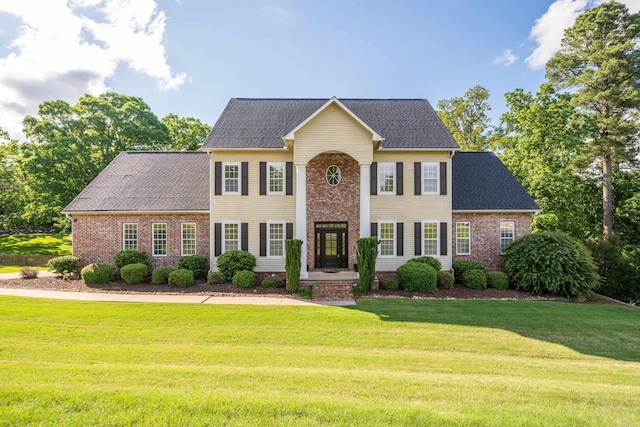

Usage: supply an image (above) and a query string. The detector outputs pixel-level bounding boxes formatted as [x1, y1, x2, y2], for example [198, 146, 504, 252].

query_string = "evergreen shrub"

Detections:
[382, 277, 399, 290]
[409, 256, 442, 271]
[81, 263, 114, 285]
[355, 237, 379, 293]
[168, 269, 194, 287]
[396, 262, 437, 293]
[217, 251, 256, 282]
[437, 270, 454, 290]
[47, 256, 80, 276]
[19, 267, 39, 279]
[261, 275, 285, 288]
[452, 260, 486, 283]
[178, 255, 209, 280]
[151, 266, 175, 285]
[285, 240, 302, 292]
[463, 269, 487, 290]
[232, 270, 255, 288]
[114, 250, 150, 268]
[120, 263, 148, 284]
[487, 271, 509, 290]
[586, 236, 636, 303]
[207, 271, 225, 284]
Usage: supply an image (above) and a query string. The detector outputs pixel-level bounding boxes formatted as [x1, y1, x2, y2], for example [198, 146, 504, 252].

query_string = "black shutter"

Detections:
[286, 162, 293, 195]
[214, 162, 222, 196]
[440, 162, 447, 195]
[241, 223, 248, 251]
[396, 162, 403, 195]
[414, 222, 422, 256]
[370, 162, 377, 195]
[241, 162, 249, 195]
[397, 222, 404, 256]
[371, 222, 378, 237]
[286, 223, 293, 240]
[214, 223, 221, 256]
[259, 223, 267, 256]
[259, 162, 267, 195]
[414, 162, 421, 195]
[440, 222, 448, 256]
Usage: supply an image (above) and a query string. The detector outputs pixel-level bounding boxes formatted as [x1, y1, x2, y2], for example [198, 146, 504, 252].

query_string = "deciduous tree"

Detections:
[437, 85, 494, 151]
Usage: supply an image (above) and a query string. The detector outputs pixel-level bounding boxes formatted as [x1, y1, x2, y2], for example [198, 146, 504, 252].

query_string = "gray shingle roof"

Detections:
[203, 98, 459, 150]
[63, 152, 209, 213]
[453, 152, 540, 211]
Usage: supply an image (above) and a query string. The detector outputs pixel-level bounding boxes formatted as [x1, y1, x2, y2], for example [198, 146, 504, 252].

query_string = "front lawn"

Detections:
[0, 297, 638, 425]
[0, 233, 71, 256]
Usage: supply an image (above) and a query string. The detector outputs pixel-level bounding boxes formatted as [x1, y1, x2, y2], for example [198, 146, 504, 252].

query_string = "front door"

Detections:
[315, 222, 348, 269]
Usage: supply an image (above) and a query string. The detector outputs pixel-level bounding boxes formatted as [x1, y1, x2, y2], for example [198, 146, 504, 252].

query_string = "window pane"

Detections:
[500, 222, 515, 253]
[422, 163, 438, 193]
[423, 222, 438, 256]
[456, 222, 470, 255]
[269, 164, 284, 193]
[153, 223, 167, 256]
[269, 223, 284, 256]
[224, 164, 239, 193]
[182, 223, 196, 255]
[224, 223, 239, 252]
[379, 222, 395, 256]
[123, 223, 137, 251]
[378, 163, 395, 193]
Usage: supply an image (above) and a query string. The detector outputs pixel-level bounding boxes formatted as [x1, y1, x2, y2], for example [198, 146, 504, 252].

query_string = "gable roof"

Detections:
[452, 152, 540, 211]
[62, 152, 209, 213]
[202, 98, 459, 150]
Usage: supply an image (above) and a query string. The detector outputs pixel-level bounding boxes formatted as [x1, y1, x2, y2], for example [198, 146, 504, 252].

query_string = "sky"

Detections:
[1, 0, 640, 140]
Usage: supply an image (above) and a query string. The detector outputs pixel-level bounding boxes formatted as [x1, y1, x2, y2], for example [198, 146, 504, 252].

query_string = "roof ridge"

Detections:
[232, 98, 427, 101]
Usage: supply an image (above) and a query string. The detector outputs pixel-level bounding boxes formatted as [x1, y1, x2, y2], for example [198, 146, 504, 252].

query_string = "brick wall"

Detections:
[452, 212, 533, 270]
[71, 213, 210, 269]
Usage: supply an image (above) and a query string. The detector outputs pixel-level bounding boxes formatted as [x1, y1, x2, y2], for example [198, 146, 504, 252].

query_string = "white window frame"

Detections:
[181, 223, 196, 256]
[378, 220, 396, 257]
[267, 221, 285, 258]
[152, 223, 167, 257]
[422, 220, 439, 256]
[222, 221, 241, 253]
[267, 162, 285, 195]
[222, 162, 241, 195]
[421, 162, 440, 195]
[122, 223, 138, 251]
[456, 222, 471, 255]
[378, 162, 396, 195]
[500, 221, 515, 253]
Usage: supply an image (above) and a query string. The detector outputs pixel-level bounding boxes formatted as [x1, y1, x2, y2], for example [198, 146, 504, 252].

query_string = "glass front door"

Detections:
[315, 222, 348, 269]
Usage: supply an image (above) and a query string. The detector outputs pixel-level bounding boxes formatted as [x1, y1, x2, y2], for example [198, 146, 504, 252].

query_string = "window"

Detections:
[223, 162, 240, 194]
[423, 221, 439, 256]
[422, 163, 439, 194]
[152, 223, 167, 256]
[379, 221, 396, 257]
[268, 222, 285, 257]
[122, 223, 138, 251]
[181, 223, 196, 256]
[223, 222, 240, 252]
[456, 222, 471, 255]
[378, 163, 395, 194]
[268, 163, 285, 194]
[326, 165, 341, 186]
[500, 221, 515, 253]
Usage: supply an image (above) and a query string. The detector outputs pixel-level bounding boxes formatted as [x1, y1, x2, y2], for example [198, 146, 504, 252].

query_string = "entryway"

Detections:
[314, 222, 348, 269]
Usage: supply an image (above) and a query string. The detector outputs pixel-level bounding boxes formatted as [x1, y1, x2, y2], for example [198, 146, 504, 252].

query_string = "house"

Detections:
[63, 97, 539, 282]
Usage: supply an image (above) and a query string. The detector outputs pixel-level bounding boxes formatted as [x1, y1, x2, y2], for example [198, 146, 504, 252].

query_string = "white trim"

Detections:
[360, 164, 371, 238]
[455, 222, 471, 255]
[222, 221, 241, 253]
[421, 220, 439, 257]
[326, 165, 341, 186]
[152, 223, 167, 257]
[377, 162, 396, 195]
[222, 162, 241, 195]
[181, 222, 197, 256]
[267, 221, 286, 258]
[453, 210, 540, 214]
[266, 162, 286, 195]
[421, 162, 440, 195]
[122, 223, 138, 251]
[295, 165, 308, 279]
[209, 154, 214, 270]
[500, 221, 515, 254]
[378, 220, 397, 258]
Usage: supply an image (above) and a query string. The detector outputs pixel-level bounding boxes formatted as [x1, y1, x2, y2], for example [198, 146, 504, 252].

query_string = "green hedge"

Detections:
[120, 263, 147, 284]
[114, 250, 150, 269]
[81, 263, 114, 285]
[207, 271, 225, 284]
[396, 262, 437, 293]
[178, 255, 209, 280]
[487, 271, 509, 290]
[232, 270, 255, 288]
[47, 256, 80, 275]
[437, 270, 454, 290]
[452, 260, 486, 283]
[408, 256, 442, 271]
[285, 239, 302, 292]
[261, 275, 285, 288]
[382, 277, 399, 290]
[168, 269, 194, 287]
[217, 251, 256, 282]
[151, 266, 175, 285]
[463, 269, 487, 290]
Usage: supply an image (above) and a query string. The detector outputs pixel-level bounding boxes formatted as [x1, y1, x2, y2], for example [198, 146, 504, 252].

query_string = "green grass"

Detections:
[1, 297, 639, 426]
[0, 233, 72, 256]
[0, 265, 48, 274]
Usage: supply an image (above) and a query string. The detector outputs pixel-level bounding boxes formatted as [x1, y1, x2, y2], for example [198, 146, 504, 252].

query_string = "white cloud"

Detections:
[0, 0, 186, 139]
[493, 49, 518, 67]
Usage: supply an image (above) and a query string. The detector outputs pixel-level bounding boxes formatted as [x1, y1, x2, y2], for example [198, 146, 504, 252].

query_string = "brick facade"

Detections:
[452, 212, 533, 270]
[71, 213, 210, 269]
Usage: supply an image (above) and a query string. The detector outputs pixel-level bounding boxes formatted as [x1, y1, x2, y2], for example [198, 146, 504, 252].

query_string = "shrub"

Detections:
[168, 269, 194, 287]
[114, 250, 150, 268]
[47, 255, 80, 276]
[396, 262, 437, 293]
[463, 269, 487, 290]
[217, 251, 256, 282]
[285, 240, 302, 292]
[382, 277, 399, 290]
[296, 288, 312, 299]
[437, 270, 454, 290]
[502, 231, 598, 299]
[178, 255, 209, 280]
[81, 263, 114, 285]
[262, 275, 285, 288]
[356, 236, 379, 293]
[586, 236, 636, 303]
[452, 260, 486, 283]
[487, 271, 509, 290]
[409, 256, 442, 271]
[120, 263, 148, 284]
[207, 271, 226, 284]
[19, 267, 39, 279]
[151, 266, 175, 285]
[232, 270, 255, 288]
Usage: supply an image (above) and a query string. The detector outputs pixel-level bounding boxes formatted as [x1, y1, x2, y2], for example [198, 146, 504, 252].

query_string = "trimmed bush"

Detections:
[396, 262, 437, 293]
[81, 263, 114, 285]
[19, 266, 39, 279]
[409, 256, 442, 271]
[262, 275, 285, 288]
[487, 271, 509, 290]
[452, 260, 486, 283]
[382, 277, 399, 290]
[217, 251, 256, 282]
[178, 255, 209, 280]
[120, 263, 148, 284]
[232, 270, 255, 288]
[47, 255, 80, 276]
[356, 236, 379, 293]
[463, 269, 487, 290]
[285, 239, 302, 292]
[151, 266, 175, 285]
[437, 270, 454, 290]
[114, 250, 150, 268]
[502, 231, 598, 299]
[296, 288, 312, 299]
[207, 271, 226, 284]
[586, 236, 636, 303]
[168, 269, 194, 287]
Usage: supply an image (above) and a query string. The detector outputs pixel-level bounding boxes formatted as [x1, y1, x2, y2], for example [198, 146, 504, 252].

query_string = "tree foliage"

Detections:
[161, 113, 210, 151]
[437, 85, 494, 151]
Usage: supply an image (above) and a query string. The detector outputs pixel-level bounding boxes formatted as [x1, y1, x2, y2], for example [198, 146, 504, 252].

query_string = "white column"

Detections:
[360, 164, 371, 238]
[296, 164, 308, 279]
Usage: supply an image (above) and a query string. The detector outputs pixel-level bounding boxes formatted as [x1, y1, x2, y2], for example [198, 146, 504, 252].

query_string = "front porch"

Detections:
[301, 270, 359, 302]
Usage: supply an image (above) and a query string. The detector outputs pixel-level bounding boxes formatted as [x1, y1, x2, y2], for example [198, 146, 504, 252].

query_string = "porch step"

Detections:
[309, 281, 356, 301]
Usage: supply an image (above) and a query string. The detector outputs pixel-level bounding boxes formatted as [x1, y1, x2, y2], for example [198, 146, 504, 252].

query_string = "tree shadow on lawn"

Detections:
[350, 298, 640, 362]
[0, 234, 70, 255]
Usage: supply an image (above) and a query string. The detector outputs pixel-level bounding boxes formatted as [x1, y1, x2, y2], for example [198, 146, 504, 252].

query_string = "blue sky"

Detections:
[1, 0, 638, 138]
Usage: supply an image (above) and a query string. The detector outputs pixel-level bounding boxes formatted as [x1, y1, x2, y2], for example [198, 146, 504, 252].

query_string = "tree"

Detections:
[0, 129, 27, 230]
[161, 113, 210, 151]
[546, 1, 640, 238]
[437, 85, 494, 151]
